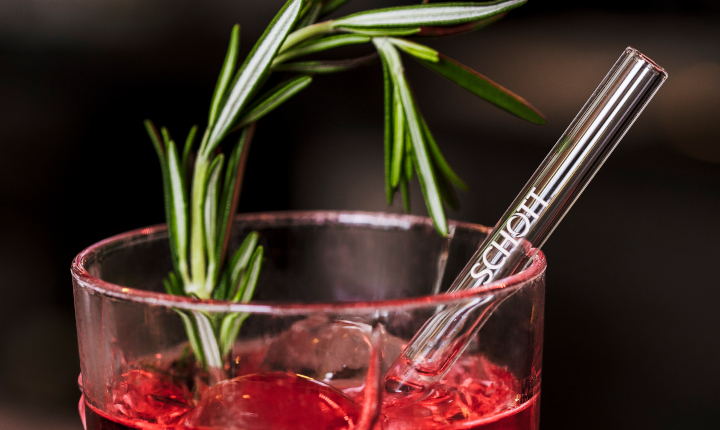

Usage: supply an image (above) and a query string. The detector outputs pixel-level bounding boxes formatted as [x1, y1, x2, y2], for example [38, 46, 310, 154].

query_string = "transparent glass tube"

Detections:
[385, 47, 668, 392]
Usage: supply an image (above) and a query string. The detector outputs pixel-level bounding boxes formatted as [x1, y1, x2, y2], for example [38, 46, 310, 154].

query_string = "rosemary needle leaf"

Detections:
[144, 120, 180, 272]
[219, 312, 246, 356]
[229, 232, 259, 298]
[333, 0, 525, 29]
[192, 311, 223, 371]
[416, 54, 545, 124]
[203, 154, 225, 291]
[207, 0, 302, 154]
[144, 120, 165, 159]
[435, 160, 461, 211]
[405, 129, 414, 182]
[175, 310, 207, 368]
[209, 25, 240, 128]
[419, 112, 469, 191]
[212, 269, 230, 301]
[388, 38, 439, 62]
[233, 246, 264, 303]
[163, 277, 181, 296]
[167, 140, 190, 282]
[374, 38, 447, 235]
[273, 34, 371, 65]
[181, 125, 198, 176]
[281, 21, 335, 53]
[380, 50, 394, 205]
[339, 27, 421, 37]
[390, 91, 405, 188]
[160, 127, 173, 149]
[416, 14, 504, 37]
[220, 245, 264, 355]
[296, 2, 322, 29]
[166, 272, 183, 296]
[237, 75, 313, 128]
[272, 53, 378, 73]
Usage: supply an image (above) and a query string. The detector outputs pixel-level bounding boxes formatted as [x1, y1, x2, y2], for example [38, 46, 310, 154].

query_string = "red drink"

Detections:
[80, 355, 539, 430]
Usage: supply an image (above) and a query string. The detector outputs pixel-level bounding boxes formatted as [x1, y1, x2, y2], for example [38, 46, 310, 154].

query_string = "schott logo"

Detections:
[470, 187, 549, 287]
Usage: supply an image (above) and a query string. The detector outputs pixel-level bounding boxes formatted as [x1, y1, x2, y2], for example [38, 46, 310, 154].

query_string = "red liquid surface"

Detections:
[81, 356, 539, 430]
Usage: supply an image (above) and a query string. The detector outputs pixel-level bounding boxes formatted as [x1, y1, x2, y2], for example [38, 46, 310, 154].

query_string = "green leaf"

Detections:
[175, 310, 207, 368]
[339, 27, 420, 36]
[388, 37, 439, 62]
[390, 90, 405, 188]
[418, 112, 469, 191]
[273, 34, 371, 65]
[163, 272, 184, 296]
[207, 0, 303, 154]
[219, 311, 250, 356]
[212, 268, 231, 300]
[181, 125, 198, 178]
[144, 120, 180, 273]
[219, 245, 264, 355]
[374, 38, 447, 235]
[280, 21, 335, 55]
[167, 139, 191, 283]
[416, 54, 545, 124]
[191, 311, 223, 370]
[405, 129, 414, 182]
[434, 159, 461, 211]
[203, 154, 225, 292]
[380, 49, 394, 205]
[229, 232, 259, 299]
[296, 2, 322, 29]
[209, 25, 240, 128]
[237, 75, 313, 128]
[232, 246, 263, 303]
[272, 53, 378, 73]
[416, 13, 504, 37]
[334, 1, 525, 29]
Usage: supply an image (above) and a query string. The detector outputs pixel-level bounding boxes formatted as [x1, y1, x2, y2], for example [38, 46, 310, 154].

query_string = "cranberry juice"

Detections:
[81, 355, 539, 430]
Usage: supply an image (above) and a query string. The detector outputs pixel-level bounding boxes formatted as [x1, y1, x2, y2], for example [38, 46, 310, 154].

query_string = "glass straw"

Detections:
[385, 47, 668, 392]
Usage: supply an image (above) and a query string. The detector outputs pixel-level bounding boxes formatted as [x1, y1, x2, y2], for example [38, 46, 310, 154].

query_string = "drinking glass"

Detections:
[72, 211, 546, 430]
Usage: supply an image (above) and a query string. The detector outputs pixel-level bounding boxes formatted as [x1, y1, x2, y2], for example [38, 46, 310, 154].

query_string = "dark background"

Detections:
[1, 0, 719, 429]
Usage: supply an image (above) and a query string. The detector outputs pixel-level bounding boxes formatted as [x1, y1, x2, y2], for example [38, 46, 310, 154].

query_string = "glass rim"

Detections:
[71, 210, 546, 315]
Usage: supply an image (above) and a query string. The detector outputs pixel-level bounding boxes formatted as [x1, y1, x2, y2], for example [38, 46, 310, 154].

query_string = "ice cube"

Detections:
[185, 372, 361, 430]
[263, 316, 405, 383]
[109, 369, 192, 425]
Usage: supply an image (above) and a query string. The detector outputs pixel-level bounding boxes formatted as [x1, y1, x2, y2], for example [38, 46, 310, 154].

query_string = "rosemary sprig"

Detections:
[145, 0, 544, 379]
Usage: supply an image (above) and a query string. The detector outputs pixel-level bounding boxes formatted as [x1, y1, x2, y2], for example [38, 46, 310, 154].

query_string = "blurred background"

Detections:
[0, 0, 718, 428]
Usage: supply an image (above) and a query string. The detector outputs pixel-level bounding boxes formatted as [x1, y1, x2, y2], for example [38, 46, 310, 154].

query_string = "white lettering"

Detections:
[483, 246, 506, 270]
[518, 187, 549, 220]
[506, 213, 531, 237]
[471, 267, 494, 287]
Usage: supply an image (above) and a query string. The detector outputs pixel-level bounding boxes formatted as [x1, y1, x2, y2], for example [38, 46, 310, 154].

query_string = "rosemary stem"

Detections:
[219, 123, 256, 265]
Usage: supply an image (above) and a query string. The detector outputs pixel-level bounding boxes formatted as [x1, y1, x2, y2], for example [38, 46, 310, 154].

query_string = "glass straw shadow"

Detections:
[386, 47, 668, 392]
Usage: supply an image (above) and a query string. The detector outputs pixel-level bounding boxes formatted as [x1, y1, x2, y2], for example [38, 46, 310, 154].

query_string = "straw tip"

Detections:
[625, 46, 668, 79]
